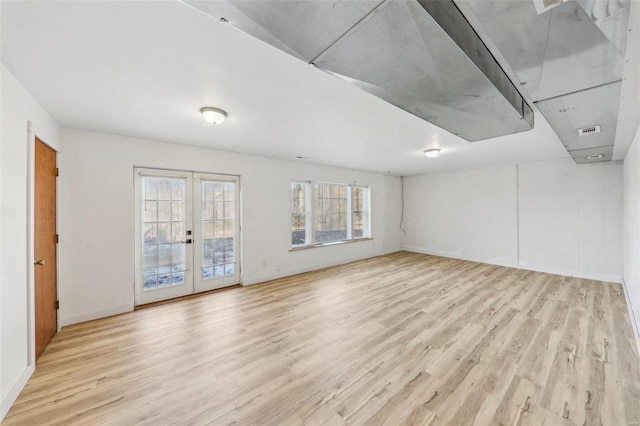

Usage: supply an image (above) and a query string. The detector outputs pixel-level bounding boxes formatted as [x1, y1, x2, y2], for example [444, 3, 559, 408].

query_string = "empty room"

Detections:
[1, 0, 640, 424]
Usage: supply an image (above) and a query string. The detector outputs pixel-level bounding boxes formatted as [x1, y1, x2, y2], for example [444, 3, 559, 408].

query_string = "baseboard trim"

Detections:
[383, 245, 403, 255]
[61, 303, 133, 327]
[621, 278, 640, 358]
[517, 263, 622, 284]
[60, 251, 390, 321]
[402, 245, 517, 270]
[402, 246, 623, 284]
[1, 364, 35, 421]
[135, 285, 242, 310]
[242, 251, 388, 286]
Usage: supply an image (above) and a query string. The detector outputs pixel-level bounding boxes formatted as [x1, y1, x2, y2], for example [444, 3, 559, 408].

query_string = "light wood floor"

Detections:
[5, 252, 640, 425]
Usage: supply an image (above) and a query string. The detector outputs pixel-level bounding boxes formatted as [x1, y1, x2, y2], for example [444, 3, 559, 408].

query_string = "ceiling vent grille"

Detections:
[577, 125, 601, 136]
[586, 154, 604, 160]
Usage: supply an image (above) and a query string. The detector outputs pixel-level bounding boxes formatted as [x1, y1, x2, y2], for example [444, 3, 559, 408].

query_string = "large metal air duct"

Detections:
[183, 0, 534, 142]
[464, 0, 631, 163]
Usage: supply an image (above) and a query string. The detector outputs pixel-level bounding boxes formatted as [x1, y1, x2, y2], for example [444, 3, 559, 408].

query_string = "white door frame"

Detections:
[134, 168, 194, 305]
[8, 121, 60, 421]
[134, 168, 242, 305]
[193, 172, 241, 292]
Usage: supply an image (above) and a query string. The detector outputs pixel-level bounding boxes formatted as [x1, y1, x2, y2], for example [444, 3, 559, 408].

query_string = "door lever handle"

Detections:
[34, 259, 46, 266]
[181, 239, 192, 244]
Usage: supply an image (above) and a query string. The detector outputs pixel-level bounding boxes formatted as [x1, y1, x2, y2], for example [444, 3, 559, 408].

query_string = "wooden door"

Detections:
[34, 138, 57, 360]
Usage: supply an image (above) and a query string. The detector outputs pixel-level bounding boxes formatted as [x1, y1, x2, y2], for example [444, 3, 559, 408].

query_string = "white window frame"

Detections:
[193, 173, 241, 292]
[290, 181, 372, 249]
[134, 168, 194, 305]
[351, 185, 371, 240]
[291, 181, 312, 248]
[134, 168, 242, 306]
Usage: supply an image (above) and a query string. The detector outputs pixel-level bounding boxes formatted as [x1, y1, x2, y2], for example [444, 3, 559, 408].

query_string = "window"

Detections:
[291, 182, 310, 247]
[315, 183, 349, 243]
[352, 185, 370, 239]
[291, 181, 370, 248]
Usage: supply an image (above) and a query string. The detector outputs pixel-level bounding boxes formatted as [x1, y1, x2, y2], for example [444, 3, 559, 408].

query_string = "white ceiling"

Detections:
[1, 0, 574, 175]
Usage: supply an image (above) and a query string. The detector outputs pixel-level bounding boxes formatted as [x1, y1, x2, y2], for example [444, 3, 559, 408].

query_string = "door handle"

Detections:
[34, 259, 46, 266]
[181, 239, 192, 244]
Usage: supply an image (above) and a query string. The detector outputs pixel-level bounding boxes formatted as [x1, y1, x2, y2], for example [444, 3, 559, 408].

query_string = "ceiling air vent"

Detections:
[586, 154, 604, 160]
[577, 125, 601, 136]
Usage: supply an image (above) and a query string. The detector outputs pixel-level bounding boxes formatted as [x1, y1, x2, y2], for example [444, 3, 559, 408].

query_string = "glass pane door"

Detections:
[135, 169, 193, 305]
[194, 174, 240, 292]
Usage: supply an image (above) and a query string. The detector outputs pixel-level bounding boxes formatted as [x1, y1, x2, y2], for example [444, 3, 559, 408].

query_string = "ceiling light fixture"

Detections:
[200, 107, 227, 125]
[423, 148, 441, 158]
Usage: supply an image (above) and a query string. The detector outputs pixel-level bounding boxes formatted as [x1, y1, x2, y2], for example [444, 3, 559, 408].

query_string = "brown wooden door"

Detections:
[34, 138, 57, 360]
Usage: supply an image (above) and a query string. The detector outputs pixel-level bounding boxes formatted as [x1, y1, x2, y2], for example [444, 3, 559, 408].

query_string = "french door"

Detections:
[134, 168, 240, 305]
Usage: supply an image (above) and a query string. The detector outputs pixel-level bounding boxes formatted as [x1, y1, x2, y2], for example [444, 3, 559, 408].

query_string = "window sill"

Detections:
[289, 238, 374, 252]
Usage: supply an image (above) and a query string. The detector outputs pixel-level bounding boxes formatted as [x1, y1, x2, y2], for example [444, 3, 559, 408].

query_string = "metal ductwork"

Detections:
[464, 0, 631, 163]
[183, 0, 534, 141]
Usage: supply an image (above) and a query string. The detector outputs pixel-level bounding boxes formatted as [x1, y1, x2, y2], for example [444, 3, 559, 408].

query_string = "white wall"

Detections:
[403, 157, 623, 282]
[0, 64, 60, 419]
[58, 128, 403, 326]
[519, 159, 623, 281]
[383, 175, 403, 254]
[403, 165, 518, 266]
[1, 59, 4, 423]
[621, 0, 640, 345]
[623, 128, 640, 340]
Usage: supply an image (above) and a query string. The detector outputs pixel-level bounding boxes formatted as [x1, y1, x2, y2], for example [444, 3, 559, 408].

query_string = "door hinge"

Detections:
[55, 168, 59, 177]
[56, 300, 60, 310]
[56, 234, 59, 243]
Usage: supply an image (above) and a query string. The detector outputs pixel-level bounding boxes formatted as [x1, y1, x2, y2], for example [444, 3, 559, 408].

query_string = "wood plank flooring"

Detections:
[5, 251, 640, 425]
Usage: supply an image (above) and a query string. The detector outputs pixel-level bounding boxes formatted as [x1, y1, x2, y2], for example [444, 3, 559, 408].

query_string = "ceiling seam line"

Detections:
[309, 0, 391, 65]
[533, 78, 623, 103]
